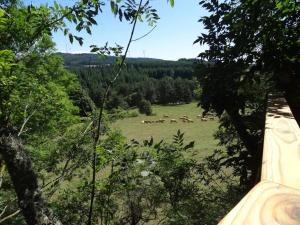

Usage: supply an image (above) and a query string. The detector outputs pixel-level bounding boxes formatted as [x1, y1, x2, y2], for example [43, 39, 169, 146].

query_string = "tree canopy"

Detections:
[195, 0, 299, 187]
[0, 0, 173, 224]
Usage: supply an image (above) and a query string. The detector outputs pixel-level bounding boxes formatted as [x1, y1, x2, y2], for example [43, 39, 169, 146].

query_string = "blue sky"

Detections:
[25, 0, 207, 60]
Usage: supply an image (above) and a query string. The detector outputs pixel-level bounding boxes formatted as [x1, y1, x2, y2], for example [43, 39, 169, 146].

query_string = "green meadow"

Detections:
[112, 103, 220, 159]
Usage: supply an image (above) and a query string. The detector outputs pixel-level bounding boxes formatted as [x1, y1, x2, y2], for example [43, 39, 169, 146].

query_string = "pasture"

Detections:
[112, 103, 220, 158]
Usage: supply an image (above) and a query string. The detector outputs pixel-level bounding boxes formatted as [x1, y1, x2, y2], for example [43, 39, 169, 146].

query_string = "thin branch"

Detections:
[132, 25, 157, 42]
[41, 154, 91, 192]
[0, 206, 7, 218]
[156, 215, 167, 225]
[29, 4, 80, 47]
[18, 108, 37, 137]
[87, 1, 144, 224]
[0, 209, 21, 224]
[0, 164, 5, 189]
[41, 121, 93, 191]
[18, 94, 46, 137]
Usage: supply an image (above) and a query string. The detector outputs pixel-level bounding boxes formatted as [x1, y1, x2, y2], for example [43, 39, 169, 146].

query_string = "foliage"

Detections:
[107, 108, 139, 123]
[138, 99, 152, 115]
[1, 37, 81, 137]
[51, 130, 242, 225]
[195, 0, 300, 187]
[0, 37, 91, 224]
[0, 0, 177, 224]
[75, 62, 196, 109]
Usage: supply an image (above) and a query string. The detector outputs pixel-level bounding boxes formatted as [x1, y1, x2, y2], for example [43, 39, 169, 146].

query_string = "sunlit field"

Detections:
[112, 102, 220, 159]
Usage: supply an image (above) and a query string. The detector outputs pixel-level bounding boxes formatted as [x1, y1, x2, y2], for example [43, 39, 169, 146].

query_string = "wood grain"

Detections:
[218, 181, 300, 225]
[261, 97, 300, 190]
[218, 97, 300, 225]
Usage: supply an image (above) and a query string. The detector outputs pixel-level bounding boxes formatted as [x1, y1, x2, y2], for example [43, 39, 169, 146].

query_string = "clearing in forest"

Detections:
[112, 102, 220, 159]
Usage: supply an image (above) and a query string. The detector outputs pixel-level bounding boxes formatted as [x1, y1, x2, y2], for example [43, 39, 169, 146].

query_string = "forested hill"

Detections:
[58, 53, 199, 110]
[58, 52, 196, 67]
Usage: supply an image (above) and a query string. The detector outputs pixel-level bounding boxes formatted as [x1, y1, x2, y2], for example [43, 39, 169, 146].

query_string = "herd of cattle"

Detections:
[141, 114, 215, 124]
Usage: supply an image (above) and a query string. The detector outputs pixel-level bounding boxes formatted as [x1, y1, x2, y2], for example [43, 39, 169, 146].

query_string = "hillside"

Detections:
[64, 54, 198, 110]
[58, 52, 197, 67]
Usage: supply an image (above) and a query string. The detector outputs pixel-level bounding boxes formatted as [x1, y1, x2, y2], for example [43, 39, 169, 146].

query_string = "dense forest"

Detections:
[63, 55, 199, 112]
[0, 0, 299, 225]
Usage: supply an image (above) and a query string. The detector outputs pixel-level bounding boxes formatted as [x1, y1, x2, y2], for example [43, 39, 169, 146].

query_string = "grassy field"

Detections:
[112, 103, 220, 159]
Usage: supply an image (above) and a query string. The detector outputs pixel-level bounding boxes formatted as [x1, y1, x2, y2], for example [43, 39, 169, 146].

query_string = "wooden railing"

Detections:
[218, 97, 300, 225]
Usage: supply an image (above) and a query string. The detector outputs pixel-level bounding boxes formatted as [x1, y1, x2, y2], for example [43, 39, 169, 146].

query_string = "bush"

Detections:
[138, 99, 152, 116]
[127, 111, 139, 118]
[108, 108, 139, 122]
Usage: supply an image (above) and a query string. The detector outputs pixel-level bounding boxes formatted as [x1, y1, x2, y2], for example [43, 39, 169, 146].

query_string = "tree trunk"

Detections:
[225, 107, 263, 188]
[0, 127, 62, 225]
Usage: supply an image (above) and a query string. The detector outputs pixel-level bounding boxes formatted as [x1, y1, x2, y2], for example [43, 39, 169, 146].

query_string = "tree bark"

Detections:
[0, 127, 62, 225]
[225, 107, 263, 188]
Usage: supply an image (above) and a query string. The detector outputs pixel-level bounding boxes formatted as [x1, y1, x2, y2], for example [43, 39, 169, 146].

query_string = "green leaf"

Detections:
[148, 137, 153, 146]
[184, 141, 194, 150]
[88, 17, 97, 25]
[169, 0, 174, 7]
[110, 1, 118, 15]
[138, 14, 143, 22]
[68, 34, 73, 43]
[91, 47, 100, 52]
[0, 9, 5, 18]
[54, 1, 59, 10]
[86, 26, 91, 35]
[74, 36, 83, 46]
[63, 28, 69, 36]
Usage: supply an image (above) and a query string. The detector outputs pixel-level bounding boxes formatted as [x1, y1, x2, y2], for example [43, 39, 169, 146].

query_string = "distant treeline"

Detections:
[71, 61, 199, 110]
[59, 52, 197, 67]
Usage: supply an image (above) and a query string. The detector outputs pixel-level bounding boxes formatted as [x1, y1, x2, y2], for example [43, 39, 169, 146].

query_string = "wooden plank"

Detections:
[218, 181, 300, 225]
[261, 97, 300, 190]
[218, 97, 300, 225]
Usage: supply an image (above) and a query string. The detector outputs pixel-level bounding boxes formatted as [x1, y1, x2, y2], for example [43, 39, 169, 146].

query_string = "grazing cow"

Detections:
[141, 120, 145, 124]
[187, 119, 194, 123]
[170, 119, 177, 123]
[158, 119, 165, 123]
[163, 114, 169, 118]
[201, 118, 208, 121]
[197, 115, 202, 118]
[209, 117, 215, 120]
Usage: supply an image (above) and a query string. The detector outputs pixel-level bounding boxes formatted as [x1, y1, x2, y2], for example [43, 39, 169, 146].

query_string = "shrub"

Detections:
[138, 99, 152, 116]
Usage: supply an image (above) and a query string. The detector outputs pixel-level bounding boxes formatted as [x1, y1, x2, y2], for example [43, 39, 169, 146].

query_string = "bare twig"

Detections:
[0, 206, 7, 218]
[18, 108, 37, 137]
[18, 94, 47, 137]
[0, 164, 5, 189]
[0, 209, 21, 224]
